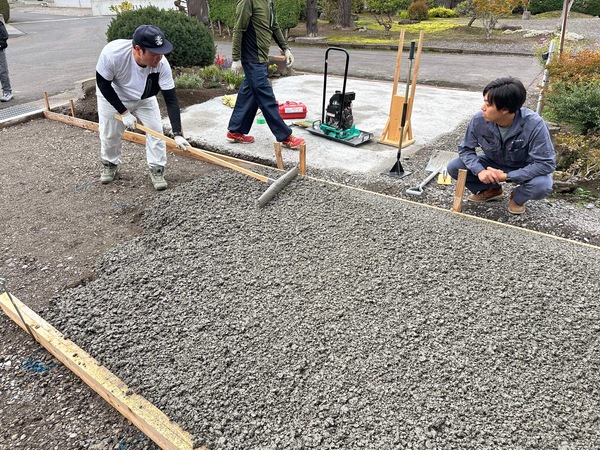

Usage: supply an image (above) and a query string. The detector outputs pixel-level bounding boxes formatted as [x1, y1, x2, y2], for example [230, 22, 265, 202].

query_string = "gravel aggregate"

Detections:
[46, 169, 600, 449]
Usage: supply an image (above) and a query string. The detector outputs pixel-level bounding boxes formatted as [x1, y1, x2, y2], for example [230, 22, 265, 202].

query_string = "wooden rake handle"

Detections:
[114, 114, 271, 184]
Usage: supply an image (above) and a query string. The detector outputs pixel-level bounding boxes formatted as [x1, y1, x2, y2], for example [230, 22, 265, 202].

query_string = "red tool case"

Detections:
[277, 101, 307, 119]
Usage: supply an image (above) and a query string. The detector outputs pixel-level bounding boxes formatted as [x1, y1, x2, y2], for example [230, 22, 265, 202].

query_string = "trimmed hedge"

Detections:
[529, 0, 600, 16]
[0, 0, 10, 23]
[106, 6, 215, 68]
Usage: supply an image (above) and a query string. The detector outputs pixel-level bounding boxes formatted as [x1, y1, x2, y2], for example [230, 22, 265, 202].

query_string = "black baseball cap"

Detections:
[132, 25, 173, 55]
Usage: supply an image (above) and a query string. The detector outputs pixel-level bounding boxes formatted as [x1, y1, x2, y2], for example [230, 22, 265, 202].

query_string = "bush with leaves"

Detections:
[408, 0, 429, 20]
[275, 0, 303, 36]
[106, 6, 215, 68]
[367, 0, 405, 30]
[472, 0, 520, 38]
[529, 0, 600, 16]
[208, 0, 237, 30]
[554, 133, 600, 181]
[454, 0, 475, 16]
[544, 48, 600, 134]
[0, 0, 10, 23]
[428, 6, 458, 17]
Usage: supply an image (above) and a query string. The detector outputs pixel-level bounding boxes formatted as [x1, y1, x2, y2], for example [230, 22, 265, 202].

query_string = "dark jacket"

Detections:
[0, 21, 8, 50]
[458, 107, 556, 183]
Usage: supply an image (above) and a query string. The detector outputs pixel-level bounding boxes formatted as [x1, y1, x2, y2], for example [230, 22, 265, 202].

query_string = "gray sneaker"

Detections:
[100, 162, 118, 184]
[149, 166, 168, 191]
[0, 92, 13, 102]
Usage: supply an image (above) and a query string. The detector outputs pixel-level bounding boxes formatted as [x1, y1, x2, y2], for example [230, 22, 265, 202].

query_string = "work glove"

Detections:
[121, 112, 137, 131]
[231, 60, 243, 75]
[174, 135, 190, 150]
[284, 49, 294, 69]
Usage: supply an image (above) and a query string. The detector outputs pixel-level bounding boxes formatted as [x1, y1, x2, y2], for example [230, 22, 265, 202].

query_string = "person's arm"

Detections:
[457, 116, 487, 176]
[161, 88, 183, 136]
[232, 0, 253, 62]
[505, 122, 556, 183]
[96, 71, 127, 115]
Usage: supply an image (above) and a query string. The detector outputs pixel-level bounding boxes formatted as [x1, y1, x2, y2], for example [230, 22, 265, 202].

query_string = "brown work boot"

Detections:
[508, 191, 526, 215]
[468, 186, 503, 202]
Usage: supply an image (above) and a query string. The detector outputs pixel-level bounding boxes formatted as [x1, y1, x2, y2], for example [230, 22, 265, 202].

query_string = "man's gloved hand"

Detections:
[174, 135, 190, 150]
[284, 49, 294, 68]
[121, 112, 137, 130]
[231, 60, 243, 74]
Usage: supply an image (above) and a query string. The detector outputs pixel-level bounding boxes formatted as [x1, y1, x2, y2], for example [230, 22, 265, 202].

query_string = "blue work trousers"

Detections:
[447, 155, 553, 205]
[227, 62, 291, 142]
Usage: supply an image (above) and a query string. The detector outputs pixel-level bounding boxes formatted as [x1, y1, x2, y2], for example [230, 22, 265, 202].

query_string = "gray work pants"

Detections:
[0, 49, 12, 95]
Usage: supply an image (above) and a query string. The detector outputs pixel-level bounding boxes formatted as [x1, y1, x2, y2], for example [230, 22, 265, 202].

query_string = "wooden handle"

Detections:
[114, 114, 270, 184]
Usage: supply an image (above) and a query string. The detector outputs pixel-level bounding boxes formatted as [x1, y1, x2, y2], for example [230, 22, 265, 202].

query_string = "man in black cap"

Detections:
[95, 24, 189, 191]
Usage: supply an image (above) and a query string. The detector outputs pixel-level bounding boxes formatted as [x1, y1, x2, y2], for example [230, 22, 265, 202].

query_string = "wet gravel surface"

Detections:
[46, 169, 600, 449]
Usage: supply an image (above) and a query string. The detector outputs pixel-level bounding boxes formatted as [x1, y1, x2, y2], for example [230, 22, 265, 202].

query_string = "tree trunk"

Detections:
[306, 0, 319, 37]
[337, 0, 352, 28]
[188, 0, 209, 25]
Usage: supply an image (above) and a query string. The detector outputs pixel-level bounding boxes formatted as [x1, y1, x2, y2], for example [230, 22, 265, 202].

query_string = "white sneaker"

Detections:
[0, 92, 13, 102]
[100, 163, 118, 184]
[149, 166, 168, 191]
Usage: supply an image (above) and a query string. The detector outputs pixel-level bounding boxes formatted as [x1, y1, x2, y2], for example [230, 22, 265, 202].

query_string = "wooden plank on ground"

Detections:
[0, 291, 207, 450]
[43, 111, 265, 168]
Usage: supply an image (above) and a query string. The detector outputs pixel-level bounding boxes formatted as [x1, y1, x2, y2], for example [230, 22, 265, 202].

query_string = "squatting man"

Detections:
[447, 77, 556, 215]
[95, 24, 190, 191]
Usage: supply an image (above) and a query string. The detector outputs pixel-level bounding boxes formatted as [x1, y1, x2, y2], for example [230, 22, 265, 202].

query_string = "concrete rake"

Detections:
[121, 117, 299, 207]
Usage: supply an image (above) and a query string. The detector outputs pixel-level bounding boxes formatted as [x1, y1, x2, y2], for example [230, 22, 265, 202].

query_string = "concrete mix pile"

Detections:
[47, 170, 600, 449]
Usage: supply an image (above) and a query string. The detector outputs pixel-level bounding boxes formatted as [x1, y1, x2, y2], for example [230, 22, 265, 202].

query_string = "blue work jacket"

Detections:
[458, 107, 556, 183]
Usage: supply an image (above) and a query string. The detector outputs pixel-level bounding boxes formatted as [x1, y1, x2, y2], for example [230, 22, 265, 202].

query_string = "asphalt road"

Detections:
[1, 7, 542, 109]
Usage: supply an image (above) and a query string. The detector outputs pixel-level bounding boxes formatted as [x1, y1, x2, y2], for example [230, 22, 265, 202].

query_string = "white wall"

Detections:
[90, 0, 176, 16]
[53, 0, 92, 7]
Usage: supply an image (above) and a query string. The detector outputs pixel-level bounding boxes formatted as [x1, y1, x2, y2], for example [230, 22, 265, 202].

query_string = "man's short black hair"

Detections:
[483, 77, 526, 113]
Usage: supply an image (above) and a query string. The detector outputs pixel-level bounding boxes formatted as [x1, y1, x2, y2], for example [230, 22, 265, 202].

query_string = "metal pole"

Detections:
[536, 40, 556, 116]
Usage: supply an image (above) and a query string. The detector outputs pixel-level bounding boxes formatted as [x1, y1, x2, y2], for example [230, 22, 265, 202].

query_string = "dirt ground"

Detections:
[0, 89, 226, 450]
[1, 86, 599, 449]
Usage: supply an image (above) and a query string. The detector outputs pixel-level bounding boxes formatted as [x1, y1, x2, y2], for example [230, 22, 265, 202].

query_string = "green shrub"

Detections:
[545, 81, 600, 134]
[0, 0, 10, 23]
[275, 0, 302, 32]
[197, 64, 222, 88]
[454, 0, 474, 16]
[175, 73, 204, 89]
[106, 6, 215, 68]
[428, 6, 457, 17]
[222, 69, 244, 90]
[529, 0, 600, 16]
[554, 133, 600, 181]
[208, 0, 237, 29]
[408, 0, 429, 20]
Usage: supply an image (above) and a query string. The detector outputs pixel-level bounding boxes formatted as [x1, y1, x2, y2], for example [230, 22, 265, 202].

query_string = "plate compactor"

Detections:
[306, 47, 373, 147]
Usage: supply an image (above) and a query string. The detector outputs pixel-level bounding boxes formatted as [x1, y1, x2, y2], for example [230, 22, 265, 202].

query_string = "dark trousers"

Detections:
[227, 62, 291, 142]
[447, 155, 553, 204]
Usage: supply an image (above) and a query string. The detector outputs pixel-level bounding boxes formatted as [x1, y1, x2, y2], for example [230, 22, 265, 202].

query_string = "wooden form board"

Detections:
[43, 110, 266, 169]
[378, 30, 424, 148]
[0, 291, 207, 450]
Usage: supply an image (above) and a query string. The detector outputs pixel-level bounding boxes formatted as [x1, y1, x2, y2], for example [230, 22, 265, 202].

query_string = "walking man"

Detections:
[227, 0, 304, 150]
[447, 77, 556, 215]
[96, 24, 189, 190]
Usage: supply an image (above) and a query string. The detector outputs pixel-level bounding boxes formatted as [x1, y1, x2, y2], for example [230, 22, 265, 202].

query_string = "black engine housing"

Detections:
[325, 90, 355, 130]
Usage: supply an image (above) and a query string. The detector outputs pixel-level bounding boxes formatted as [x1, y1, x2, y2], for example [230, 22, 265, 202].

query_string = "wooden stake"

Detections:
[452, 169, 467, 212]
[299, 143, 306, 176]
[44, 92, 50, 111]
[69, 99, 76, 118]
[0, 292, 206, 450]
[274, 142, 284, 170]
